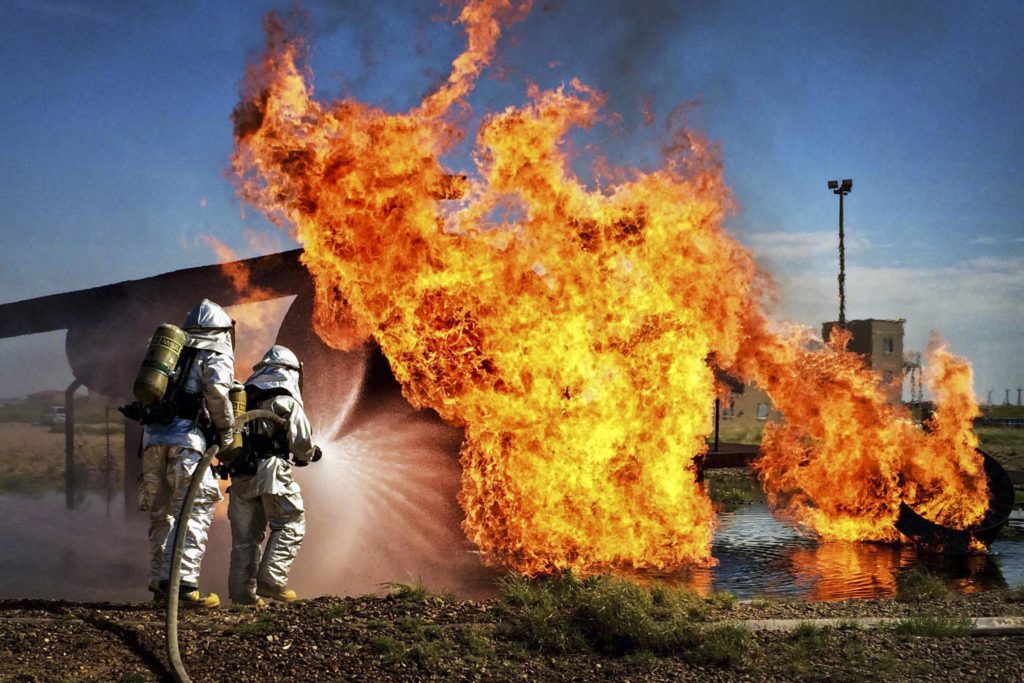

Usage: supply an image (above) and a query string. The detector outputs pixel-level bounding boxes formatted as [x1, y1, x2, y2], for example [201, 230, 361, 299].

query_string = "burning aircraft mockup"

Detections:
[227, 0, 998, 574]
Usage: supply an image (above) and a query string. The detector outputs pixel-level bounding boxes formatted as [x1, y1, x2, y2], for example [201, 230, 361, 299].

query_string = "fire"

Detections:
[229, 2, 989, 573]
[740, 323, 988, 542]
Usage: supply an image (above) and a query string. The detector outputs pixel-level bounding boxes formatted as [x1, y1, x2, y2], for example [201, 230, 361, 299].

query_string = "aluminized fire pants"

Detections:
[227, 456, 306, 601]
[140, 444, 222, 588]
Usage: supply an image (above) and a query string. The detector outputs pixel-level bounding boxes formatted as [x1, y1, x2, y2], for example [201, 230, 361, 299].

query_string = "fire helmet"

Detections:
[246, 344, 304, 404]
[182, 299, 234, 331]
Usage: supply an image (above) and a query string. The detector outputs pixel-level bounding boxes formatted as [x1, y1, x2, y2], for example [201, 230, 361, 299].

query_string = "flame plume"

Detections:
[739, 322, 987, 542]
[231, 2, 989, 573]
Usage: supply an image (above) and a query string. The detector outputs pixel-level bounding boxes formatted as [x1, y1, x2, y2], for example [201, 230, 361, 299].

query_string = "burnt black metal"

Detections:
[895, 449, 1015, 554]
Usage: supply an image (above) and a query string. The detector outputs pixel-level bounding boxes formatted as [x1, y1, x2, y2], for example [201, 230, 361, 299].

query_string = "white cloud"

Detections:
[741, 230, 870, 269]
[968, 236, 996, 246]
[764, 255, 1024, 401]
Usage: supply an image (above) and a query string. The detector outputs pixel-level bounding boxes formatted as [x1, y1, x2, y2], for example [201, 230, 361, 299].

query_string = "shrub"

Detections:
[384, 579, 428, 602]
[892, 613, 972, 637]
[895, 570, 948, 603]
[497, 573, 746, 667]
[691, 622, 750, 668]
[710, 591, 737, 610]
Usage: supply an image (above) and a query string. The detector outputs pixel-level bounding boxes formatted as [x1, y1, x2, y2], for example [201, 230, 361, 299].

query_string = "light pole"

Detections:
[827, 179, 853, 327]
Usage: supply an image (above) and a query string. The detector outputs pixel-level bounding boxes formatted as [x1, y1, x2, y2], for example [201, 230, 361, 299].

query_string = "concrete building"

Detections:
[717, 318, 907, 437]
[822, 318, 905, 403]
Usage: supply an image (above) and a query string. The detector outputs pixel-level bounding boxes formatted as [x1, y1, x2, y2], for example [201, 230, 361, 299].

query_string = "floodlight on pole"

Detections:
[827, 178, 853, 327]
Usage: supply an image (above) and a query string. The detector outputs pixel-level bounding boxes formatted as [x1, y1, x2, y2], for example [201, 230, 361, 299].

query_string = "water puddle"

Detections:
[669, 504, 1024, 600]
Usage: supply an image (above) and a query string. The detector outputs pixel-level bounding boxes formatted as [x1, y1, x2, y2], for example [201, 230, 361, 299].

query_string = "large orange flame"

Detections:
[740, 323, 987, 542]
[230, 2, 988, 573]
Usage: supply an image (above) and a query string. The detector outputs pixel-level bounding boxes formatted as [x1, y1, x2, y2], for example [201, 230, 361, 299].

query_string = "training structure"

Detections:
[0, 249, 365, 511]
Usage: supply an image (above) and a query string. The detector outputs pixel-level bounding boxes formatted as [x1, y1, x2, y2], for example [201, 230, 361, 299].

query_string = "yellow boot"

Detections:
[179, 589, 221, 609]
[256, 582, 297, 602]
[231, 594, 267, 608]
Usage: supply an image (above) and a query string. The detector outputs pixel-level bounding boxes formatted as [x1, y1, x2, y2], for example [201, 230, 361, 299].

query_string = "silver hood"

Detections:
[183, 299, 234, 331]
[183, 299, 235, 356]
[186, 329, 234, 356]
[245, 344, 303, 405]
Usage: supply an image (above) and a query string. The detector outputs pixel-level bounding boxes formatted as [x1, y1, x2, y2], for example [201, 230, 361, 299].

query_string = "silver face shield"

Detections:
[183, 299, 234, 331]
[257, 345, 301, 371]
[245, 365, 303, 405]
[247, 345, 303, 404]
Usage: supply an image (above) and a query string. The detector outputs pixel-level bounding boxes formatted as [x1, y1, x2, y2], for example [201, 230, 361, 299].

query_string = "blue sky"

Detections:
[1, 0, 1021, 399]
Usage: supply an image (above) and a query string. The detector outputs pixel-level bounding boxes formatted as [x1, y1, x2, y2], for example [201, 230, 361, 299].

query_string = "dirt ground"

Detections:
[0, 590, 1022, 683]
[1, 421, 1021, 681]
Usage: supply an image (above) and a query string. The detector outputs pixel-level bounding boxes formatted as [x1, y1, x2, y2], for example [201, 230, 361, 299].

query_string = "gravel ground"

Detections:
[1, 590, 1023, 682]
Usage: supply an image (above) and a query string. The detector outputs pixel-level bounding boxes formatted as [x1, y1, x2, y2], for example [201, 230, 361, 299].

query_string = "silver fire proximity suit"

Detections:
[228, 345, 316, 603]
[141, 299, 235, 593]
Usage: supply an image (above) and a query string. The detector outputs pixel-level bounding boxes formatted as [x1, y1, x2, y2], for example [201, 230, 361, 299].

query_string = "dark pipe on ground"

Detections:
[895, 449, 1015, 555]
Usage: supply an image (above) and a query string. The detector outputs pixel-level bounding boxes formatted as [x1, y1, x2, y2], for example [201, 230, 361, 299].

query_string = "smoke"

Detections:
[0, 493, 148, 601]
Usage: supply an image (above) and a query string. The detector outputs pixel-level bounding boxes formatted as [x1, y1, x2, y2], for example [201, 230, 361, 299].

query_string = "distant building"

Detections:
[822, 318, 905, 404]
[26, 390, 65, 404]
[717, 318, 907, 436]
[718, 382, 779, 430]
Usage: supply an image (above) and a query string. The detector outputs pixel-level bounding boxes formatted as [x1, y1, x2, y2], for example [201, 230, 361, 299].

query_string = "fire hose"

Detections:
[166, 409, 286, 683]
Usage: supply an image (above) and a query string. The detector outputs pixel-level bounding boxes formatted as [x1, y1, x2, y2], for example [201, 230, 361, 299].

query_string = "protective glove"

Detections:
[311, 445, 323, 463]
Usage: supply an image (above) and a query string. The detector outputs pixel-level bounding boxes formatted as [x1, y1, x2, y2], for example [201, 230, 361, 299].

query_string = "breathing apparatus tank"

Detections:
[217, 382, 247, 467]
[133, 324, 188, 405]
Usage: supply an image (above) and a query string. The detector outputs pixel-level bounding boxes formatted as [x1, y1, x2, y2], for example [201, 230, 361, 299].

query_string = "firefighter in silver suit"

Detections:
[227, 344, 319, 605]
[140, 299, 235, 609]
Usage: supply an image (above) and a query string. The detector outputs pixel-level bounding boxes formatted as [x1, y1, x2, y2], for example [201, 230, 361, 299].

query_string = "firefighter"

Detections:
[140, 299, 235, 609]
[227, 345, 320, 605]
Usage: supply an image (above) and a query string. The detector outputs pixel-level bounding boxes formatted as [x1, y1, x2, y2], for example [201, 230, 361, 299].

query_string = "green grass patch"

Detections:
[710, 591, 736, 610]
[323, 602, 351, 619]
[692, 622, 750, 668]
[976, 426, 1024, 470]
[892, 612, 972, 638]
[895, 570, 949, 603]
[773, 622, 832, 678]
[704, 470, 765, 511]
[757, 622, 889, 682]
[1005, 585, 1024, 603]
[384, 579, 428, 602]
[228, 615, 274, 636]
[452, 624, 492, 657]
[368, 634, 405, 661]
[496, 573, 747, 668]
[709, 486, 750, 512]
[367, 622, 471, 673]
[980, 405, 1024, 419]
[0, 473, 43, 495]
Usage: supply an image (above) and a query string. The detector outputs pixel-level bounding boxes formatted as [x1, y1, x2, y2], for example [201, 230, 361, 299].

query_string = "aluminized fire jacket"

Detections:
[228, 345, 313, 600]
[141, 300, 235, 589]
